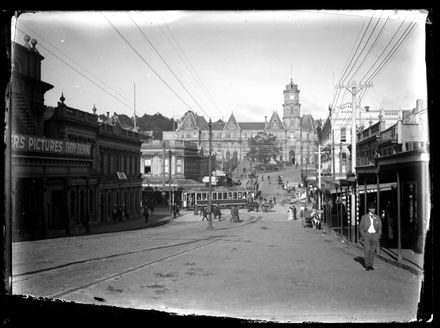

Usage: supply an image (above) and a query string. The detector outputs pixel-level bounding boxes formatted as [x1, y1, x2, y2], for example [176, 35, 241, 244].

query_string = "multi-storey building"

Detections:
[140, 140, 210, 190]
[162, 78, 318, 168]
[319, 104, 404, 179]
[9, 36, 142, 240]
[355, 99, 429, 253]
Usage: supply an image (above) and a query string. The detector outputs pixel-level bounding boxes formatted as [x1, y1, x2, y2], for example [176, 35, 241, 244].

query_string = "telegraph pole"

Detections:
[162, 141, 166, 198]
[337, 80, 373, 238]
[169, 149, 173, 218]
[332, 129, 335, 180]
[318, 143, 321, 212]
[207, 119, 213, 230]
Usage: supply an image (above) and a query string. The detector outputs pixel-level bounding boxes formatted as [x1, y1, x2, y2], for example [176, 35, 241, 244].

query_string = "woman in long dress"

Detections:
[288, 206, 294, 220]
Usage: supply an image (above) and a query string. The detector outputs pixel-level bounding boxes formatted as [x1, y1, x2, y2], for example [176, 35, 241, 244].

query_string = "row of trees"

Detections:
[99, 113, 174, 140]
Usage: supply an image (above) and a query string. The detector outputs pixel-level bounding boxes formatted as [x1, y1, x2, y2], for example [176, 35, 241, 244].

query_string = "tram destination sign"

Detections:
[11, 134, 91, 157]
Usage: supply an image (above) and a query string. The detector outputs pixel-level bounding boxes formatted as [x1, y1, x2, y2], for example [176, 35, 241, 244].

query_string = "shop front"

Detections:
[356, 149, 430, 256]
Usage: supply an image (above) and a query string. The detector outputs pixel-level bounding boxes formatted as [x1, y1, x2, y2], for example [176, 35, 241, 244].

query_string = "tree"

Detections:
[246, 132, 281, 168]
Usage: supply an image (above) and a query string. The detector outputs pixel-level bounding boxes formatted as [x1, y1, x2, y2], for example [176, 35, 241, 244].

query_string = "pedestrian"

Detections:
[234, 206, 240, 222]
[293, 206, 297, 220]
[174, 203, 180, 216]
[288, 206, 294, 220]
[215, 204, 222, 220]
[359, 203, 382, 271]
[149, 201, 155, 216]
[273, 196, 276, 204]
[112, 205, 118, 224]
[201, 207, 208, 221]
[142, 205, 149, 223]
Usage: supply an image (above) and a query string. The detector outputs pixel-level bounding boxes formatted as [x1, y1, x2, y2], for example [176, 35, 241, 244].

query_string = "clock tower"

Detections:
[282, 78, 301, 164]
[283, 78, 301, 131]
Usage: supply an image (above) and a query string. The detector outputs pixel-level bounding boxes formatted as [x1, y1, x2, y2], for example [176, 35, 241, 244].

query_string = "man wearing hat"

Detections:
[359, 203, 382, 271]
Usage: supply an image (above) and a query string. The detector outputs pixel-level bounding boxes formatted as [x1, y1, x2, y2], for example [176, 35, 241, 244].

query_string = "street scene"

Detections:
[11, 165, 422, 322]
[4, 10, 431, 324]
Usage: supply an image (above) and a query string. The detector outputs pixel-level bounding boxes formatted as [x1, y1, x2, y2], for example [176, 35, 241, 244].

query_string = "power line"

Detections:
[161, 22, 224, 119]
[339, 14, 374, 84]
[346, 12, 387, 82]
[330, 16, 371, 117]
[14, 26, 134, 111]
[357, 19, 416, 107]
[128, 13, 210, 119]
[102, 13, 196, 113]
[359, 12, 411, 84]
[17, 23, 134, 107]
[343, 13, 382, 84]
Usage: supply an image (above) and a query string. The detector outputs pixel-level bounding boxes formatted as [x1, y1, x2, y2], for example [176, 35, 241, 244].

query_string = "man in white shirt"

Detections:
[359, 203, 382, 271]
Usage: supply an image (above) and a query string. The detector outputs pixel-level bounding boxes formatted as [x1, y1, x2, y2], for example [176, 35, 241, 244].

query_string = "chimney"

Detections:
[107, 112, 110, 118]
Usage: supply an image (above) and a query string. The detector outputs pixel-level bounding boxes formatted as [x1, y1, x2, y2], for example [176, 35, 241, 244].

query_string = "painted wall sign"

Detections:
[11, 134, 91, 156]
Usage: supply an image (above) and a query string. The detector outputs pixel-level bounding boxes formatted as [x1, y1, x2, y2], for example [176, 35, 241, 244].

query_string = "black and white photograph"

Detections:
[3, 9, 433, 324]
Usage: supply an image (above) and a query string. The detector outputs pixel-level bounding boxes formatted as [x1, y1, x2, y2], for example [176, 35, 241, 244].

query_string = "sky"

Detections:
[11, 10, 428, 123]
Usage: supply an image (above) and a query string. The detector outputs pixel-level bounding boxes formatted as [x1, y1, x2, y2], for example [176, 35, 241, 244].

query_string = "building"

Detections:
[319, 104, 404, 180]
[162, 78, 319, 170]
[140, 140, 209, 187]
[10, 36, 142, 240]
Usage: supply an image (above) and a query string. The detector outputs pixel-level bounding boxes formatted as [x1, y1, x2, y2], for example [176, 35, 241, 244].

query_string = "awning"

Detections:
[357, 182, 397, 194]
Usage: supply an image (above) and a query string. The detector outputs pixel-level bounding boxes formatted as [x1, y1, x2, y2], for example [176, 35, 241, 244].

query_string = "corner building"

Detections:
[10, 37, 142, 241]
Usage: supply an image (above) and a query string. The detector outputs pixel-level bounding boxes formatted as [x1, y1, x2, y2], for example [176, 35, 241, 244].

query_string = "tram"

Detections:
[182, 186, 251, 210]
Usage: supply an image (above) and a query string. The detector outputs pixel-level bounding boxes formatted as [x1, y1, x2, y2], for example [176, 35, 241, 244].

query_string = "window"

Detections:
[226, 132, 231, 139]
[144, 159, 151, 174]
[177, 159, 182, 173]
[165, 158, 169, 173]
[341, 128, 346, 142]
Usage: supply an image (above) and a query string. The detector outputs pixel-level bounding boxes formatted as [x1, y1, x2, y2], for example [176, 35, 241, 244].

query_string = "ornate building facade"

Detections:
[162, 78, 318, 168]
[10, 36, 142, 241]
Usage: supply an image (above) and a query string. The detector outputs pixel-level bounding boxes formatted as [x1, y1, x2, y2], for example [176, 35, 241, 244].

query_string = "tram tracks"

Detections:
[13, 215, 263, 300]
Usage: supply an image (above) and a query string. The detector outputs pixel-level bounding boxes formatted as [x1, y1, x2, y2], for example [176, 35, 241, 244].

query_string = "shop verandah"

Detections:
[319, 149, 430, 263]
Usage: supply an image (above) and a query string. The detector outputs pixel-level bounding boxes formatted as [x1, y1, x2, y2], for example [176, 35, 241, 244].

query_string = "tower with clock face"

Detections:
[282, 78, 301, 163]
[283, 78, 301, 132]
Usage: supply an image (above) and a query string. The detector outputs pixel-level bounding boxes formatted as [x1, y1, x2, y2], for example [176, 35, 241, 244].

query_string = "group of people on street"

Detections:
[112, 204, 130, 224]
[198, 204, 240, 223]
[288, 205, 297, 220]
